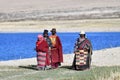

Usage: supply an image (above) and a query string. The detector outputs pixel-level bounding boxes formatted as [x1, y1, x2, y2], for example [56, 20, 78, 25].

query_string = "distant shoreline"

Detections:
[0, 18, 120, 32]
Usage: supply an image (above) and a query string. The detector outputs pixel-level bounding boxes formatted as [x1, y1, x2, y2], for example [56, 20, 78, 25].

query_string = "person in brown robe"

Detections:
[49, 28, 63, 69]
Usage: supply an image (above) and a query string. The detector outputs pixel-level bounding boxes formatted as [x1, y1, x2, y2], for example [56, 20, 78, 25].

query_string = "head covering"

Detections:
[51, 28, 56, 32]
[38, 34, 44, 41]
[79, 30, 85, 35]
[43, 29, 48, 34]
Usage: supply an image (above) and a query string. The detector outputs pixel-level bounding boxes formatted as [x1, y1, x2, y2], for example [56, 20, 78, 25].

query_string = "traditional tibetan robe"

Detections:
[36, 39, 50, 68]
[72, 38, 92, 70]
[50, 35, 63, 68]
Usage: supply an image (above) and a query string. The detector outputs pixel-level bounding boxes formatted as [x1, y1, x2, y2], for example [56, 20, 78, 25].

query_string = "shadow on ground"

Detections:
[19, 65, 73, 71]
[60, 66, 72, 70]
[19, 65, 38, 70]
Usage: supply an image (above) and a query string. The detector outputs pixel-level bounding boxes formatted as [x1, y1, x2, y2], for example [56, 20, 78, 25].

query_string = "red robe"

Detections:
[36, 40, 50, 66]
[50, 35, 63, 64]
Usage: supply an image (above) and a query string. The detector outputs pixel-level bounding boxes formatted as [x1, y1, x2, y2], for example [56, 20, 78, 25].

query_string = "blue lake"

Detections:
[0, 32, 120, 61]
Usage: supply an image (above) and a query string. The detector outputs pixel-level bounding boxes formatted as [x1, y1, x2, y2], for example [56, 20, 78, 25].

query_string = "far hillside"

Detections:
[0, 0, 120, 21]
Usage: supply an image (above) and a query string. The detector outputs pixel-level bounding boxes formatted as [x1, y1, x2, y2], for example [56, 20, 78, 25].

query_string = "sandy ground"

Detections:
[0, 47, 120, 67]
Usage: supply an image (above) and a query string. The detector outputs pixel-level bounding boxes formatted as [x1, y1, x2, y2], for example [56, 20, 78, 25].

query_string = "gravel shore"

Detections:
[0, 47, 120, 67]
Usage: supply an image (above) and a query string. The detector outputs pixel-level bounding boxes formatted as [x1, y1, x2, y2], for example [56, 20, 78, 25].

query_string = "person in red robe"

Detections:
[49, 28, 63, 69]
[35, 34, 50, 70]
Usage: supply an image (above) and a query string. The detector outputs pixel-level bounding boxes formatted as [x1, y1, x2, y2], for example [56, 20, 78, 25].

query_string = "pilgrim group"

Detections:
[35, 28, 93, 71]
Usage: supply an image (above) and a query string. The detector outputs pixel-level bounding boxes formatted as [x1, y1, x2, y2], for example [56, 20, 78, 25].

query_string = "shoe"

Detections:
[36, 66, 45, 70]
[42, 67, 45, 70]
[46, 65, 52, 69]
[36, 67, 42, 70]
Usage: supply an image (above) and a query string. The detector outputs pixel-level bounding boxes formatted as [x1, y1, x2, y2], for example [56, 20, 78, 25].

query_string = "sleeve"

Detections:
[74, 38, 79, 52]
[89, 40, 93, 55]
[57, 36, 63, 62]
[42, 40, 49, 52]
[86, 39, 93, 55]
[36, 41, 40, 52]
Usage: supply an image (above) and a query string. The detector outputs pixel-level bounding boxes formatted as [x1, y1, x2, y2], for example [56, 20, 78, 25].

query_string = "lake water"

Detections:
[0, 32, 120, 61]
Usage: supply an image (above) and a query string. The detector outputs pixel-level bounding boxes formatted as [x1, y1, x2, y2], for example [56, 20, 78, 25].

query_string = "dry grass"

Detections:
[99, 72, 120, 80]
[0, 19, 120, 32]
[0, 66, 120, 80]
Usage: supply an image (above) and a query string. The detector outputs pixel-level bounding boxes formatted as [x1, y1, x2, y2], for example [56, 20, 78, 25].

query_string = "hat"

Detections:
[43, 29, 48, 34]
[51, 28, 56, 32]
[79, 31, 85, 34]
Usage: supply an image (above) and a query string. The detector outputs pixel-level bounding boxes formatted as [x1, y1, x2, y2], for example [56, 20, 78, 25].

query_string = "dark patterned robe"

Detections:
[72, 38, 93, 70]
[44, 37, 52, 48]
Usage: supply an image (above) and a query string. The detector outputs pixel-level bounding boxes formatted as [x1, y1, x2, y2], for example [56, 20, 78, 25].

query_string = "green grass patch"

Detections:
[0, 66, 120, 80]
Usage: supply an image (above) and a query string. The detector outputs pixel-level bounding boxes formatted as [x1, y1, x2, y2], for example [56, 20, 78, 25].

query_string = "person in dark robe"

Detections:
[43, 29, 52, 69]
[43, 29, 52, 49]
[35, 34, 50, 70]
[49, 28, 63, 69]
[72, 31, 93, 70]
